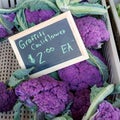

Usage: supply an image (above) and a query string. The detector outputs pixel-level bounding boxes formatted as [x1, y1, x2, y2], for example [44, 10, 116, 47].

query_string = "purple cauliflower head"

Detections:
[0, 82, 17, 112]
[0, 24, 8, 38]
[93, 101, 120, 120]
[15, 75, 71, 115]
[71, 89, 90, 120]
[2, 13, 16, 22]
[39, 10, 55, 21]
[25, 9, 55, 24]
[58, 49, 105, 91]
[0, 13, 16, 39]
[75, 16, 110, 48]
[90, 49, 106, 64]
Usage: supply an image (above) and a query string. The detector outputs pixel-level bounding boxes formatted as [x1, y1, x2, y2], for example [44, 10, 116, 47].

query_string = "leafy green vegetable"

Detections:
[12, 67, 34, 79]
[50, 0, 56, 3]
[87, 49, 109, 82]
[88, 0, 101, 4]
[116, 3, 120, 17]
[56, 0, 107, 17]
[52, 114, 73, 120]
[45, 100, 72, 120]
[70, 0, 82, 4]
[8, 67, 34, 87]
[16, 0, 59, 12]
[45, 114, 55, 120]
[103, 81, 109, 87]
[0, 0, 60, 14]
[24, 100, 38, 113]
[32, 111, 45, 120]
[14, 9, 29, 31]
[63, 0, 70, 5]
[0, 14, 14, 34]
[89, 112, 98, 120]
[0, 38, 5, 42]
[56, 0, 70, 12]
[0, 8, 18, 14]
[49, 71, 60, 80]
[113, 83, 120, 94]
[14, 101, 38, 120]
[90, 82, 110, 102]
[112, 97, 120, 108]
[90, 85, 104, 103]
[62, 102, 73, 115]
[13, 101, 23, 120]
[82, 84, 114, 120]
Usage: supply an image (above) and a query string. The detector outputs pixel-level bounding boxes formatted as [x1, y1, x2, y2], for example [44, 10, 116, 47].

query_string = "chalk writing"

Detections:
[18, 29, 66, 51]
[61, 43, 73, 54]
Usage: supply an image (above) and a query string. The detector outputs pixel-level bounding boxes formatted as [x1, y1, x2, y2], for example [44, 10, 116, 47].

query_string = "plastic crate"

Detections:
[0, 0, 120, 120]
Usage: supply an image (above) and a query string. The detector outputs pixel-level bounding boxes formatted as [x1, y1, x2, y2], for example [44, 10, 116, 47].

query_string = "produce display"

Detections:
[58, 49, 106, 91]
[75, 16, 110, 48]
[71, 89, 90, 120]
[15, 75, 71, 116]
[0, 0, 120, 120]
[92, 101, 120, 120]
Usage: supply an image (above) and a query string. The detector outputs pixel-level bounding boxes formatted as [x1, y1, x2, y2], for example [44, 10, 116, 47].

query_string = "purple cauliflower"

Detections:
[2, 13, 15, 22]
[93, 101, 120, 120]
[71, 89, 90, 120]
[58, 49, 105, 91]
[0, 24, 8, 38]
[25, 9, 55, 24]
[15, 75, 71, 115]
[0, 13, 16, 39]
[75, 16, 110, 48]
[0, 82, 17, 112]
[90, 49, 106, 64]
[39, 10, 55, 21]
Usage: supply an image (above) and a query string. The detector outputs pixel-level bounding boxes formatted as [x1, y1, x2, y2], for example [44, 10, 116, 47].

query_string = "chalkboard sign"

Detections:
[9, 11, 89, 78]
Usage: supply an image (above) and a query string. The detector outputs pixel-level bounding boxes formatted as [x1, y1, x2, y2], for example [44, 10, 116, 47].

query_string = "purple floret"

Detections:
[2, 13, 16, 22]
[0, 13, 15, 39]
[93, 101, 120, 120]
[90, 49, 106, 64]
[0, 24, 8, 38]
[75, 16, 110, 48]
[58, 61, 102, 91]
[58, 49, 105, 91]
[39, 10, 55, 21]
[15, 75, 70, 115]
[25, 9, 55, 24]
[0, 82, 17, 112]
[25, 9, 40, 24]
[71, 89, 90, 120]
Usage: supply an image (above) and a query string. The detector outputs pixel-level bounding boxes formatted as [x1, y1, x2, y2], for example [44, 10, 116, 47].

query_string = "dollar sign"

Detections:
[28, 54, 35, 64]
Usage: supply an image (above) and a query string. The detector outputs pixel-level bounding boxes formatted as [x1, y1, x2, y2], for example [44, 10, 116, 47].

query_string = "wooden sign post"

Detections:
[9, 11, 89, 78]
